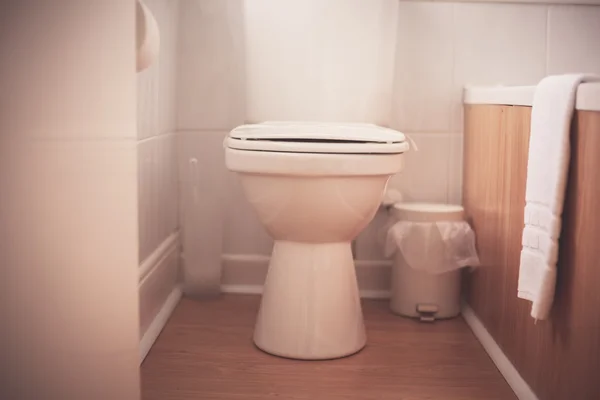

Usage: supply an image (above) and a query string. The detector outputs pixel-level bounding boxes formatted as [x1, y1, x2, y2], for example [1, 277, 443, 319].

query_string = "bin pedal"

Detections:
[416, 304, 438, 322]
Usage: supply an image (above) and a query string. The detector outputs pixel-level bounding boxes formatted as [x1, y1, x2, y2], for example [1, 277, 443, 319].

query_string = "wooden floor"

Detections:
[141, 295, 516, 400]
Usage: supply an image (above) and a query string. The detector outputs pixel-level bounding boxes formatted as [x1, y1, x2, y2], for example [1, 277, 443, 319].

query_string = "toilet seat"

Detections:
[226, 122, 409, 154]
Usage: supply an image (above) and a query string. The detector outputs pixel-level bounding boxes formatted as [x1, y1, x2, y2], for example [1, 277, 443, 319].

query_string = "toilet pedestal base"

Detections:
[253, 241, 367, 360]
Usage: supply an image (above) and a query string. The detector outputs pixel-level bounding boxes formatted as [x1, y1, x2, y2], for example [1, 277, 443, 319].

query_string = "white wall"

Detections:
[0, 2, 140, 399]
[390, 2, 600, 210]
[244, 0, 398, 124]
[176, 0, 246, 295]
[176, 0, 600, 287]
[136, 0, 181, 341]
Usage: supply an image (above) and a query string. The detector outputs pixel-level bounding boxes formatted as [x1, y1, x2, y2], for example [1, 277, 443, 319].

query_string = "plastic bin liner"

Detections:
[384, 221, 480, 274]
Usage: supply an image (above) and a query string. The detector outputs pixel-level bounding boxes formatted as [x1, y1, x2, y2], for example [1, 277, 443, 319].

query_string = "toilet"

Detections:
[224, 121, 409, 360]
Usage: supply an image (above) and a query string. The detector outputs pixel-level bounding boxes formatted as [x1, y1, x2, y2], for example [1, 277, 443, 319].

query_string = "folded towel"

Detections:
[518, 74, 600, 321]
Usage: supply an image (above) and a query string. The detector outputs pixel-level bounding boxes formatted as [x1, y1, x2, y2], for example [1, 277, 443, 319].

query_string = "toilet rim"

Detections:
[225, 147, 405, 176]
[225, 137, 409, 154]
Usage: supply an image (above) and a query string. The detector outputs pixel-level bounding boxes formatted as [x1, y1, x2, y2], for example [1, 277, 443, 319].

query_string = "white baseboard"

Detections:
[221, 284, 264, 295]
[221, 253, 392, 299]
[139, 232, 180, 283]
[139, 286, 182, 363]
[220, 284, 390, 299]
[461, 304, 538, 400]
[138, 232, 181, 364]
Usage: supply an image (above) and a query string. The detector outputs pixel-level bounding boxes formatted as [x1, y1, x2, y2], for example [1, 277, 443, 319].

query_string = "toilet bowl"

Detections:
[224, 122, 409, 360]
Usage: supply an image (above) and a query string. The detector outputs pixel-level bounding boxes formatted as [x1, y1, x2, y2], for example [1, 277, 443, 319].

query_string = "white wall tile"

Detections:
[148, 139, 160, 259]
[138, 134, 178, 262]
[392, 2, 454, 133]
[547, 6, 600, 75]
[137, 65, 160, 140]
[452, 3, 547, 131]
[137, 0, 179, 139]
[165, 135, 179, 236]
[355, 209, 389, 261]
[244, 0, 398, 125]
[177, 131, 228, 294]
[156, 0, 179, 135]
[447, 133, 464, 205]
[223, 169, 274, 255]
[158, 134, 179, 239]
[387, 133, 451, 204]
[138, 139, 150, 260]
[137, 0, 180, 263]
[176, 0, 246, 130]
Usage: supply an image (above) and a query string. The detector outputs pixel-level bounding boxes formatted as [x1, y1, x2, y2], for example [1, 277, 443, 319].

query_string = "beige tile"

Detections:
[244, 0, 398, 125]
[547, 5, 600, 75]
[452, 3, 547, 131]
[391, 2, 454, 133]
[176, 0, 246, 130]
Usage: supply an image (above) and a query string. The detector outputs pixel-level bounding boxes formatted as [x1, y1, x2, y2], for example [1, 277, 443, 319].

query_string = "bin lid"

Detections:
[391, 203, 464, 222]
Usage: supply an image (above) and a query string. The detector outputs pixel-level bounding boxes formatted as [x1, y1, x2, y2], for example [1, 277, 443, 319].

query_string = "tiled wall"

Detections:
[176, 0, 246, 293]
[243, 0, 398, 124]
[176, 0, 600, 273]
[137, 0, 179, 263]
[393, 2, 600, 207]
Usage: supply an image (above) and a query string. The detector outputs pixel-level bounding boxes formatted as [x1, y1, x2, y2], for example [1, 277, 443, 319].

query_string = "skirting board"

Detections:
[221, 253, 392, 299]
[139, 286, 182, 363]
[138, 232, 182, 364]
[461, 304, 538, 400]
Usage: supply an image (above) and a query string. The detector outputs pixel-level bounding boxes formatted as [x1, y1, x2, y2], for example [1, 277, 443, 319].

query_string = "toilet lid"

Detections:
[226, 121, 409, 154]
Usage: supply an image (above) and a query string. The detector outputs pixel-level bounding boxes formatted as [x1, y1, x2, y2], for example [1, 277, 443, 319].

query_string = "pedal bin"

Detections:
[388, 203, 470, 321]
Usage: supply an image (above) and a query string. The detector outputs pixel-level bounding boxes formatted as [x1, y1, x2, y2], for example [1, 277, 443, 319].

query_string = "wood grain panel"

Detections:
[463, 105, 510, 339]
[463, 106, 600, 400]
[141, 296, 516, 400]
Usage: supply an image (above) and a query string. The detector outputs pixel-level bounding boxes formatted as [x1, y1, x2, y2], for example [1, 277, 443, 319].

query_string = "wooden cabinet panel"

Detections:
[463, 104, 510, 339]
[463, 106, 600, 400]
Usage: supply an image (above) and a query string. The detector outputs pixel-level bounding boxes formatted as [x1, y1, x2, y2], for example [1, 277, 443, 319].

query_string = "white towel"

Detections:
[518, 74, 600, 321]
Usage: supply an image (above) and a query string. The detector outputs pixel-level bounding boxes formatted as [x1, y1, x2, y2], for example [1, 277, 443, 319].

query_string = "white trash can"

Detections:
[385, 203, 480, 321]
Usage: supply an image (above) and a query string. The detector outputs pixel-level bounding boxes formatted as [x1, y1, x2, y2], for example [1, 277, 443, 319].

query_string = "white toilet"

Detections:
[224, 121, 408, 360]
